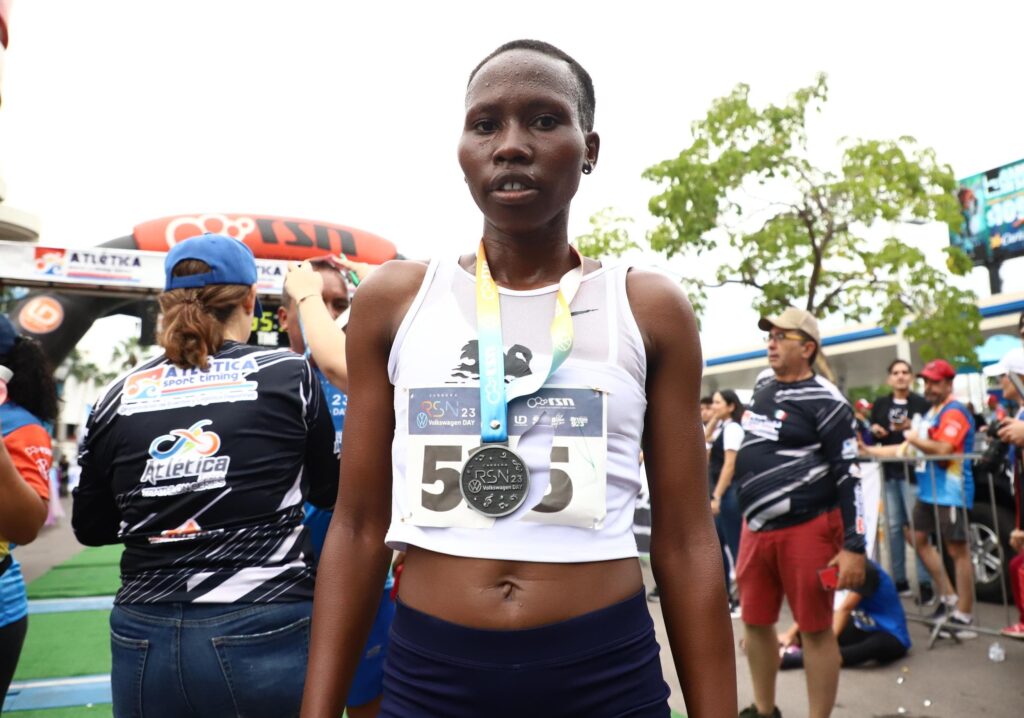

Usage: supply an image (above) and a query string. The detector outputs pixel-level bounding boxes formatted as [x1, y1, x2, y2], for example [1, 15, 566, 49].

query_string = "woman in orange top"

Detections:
[0, 314, 58, 698]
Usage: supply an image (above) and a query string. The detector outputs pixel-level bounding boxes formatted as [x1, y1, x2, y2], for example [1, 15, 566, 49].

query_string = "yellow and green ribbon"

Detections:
[475, 241, 583, 444]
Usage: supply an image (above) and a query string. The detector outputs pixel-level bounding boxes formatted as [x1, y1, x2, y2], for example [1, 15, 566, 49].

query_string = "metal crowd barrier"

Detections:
[861, 451, 1015, 648]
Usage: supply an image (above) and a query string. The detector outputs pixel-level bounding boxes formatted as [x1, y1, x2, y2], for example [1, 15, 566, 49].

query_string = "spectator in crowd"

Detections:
[869, 359, 932, 600]
[734, 307, 865, 718]
[73, 234, 340, 718]
[700, 395, 714, 427]
[985, 348, 1024, 638]
[852, 399, 873, 446]
[701, 395, 715, 451]
[281, 256, 393, 718]
[0, 314, 58, 699]
[967, 402, 987, 432]
[706, 389, 745, 616]
[778, 560, 910, 669]
[57, 455, 70, 498]
[864, 359, 976, 637]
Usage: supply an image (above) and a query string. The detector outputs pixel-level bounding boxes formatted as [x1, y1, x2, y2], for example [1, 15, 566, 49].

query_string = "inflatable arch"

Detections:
[7, 213, 399, 366]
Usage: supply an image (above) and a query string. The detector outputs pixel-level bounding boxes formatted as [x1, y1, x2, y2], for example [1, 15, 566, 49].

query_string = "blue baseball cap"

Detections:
[165, 233, 262, 316]
[0, 314, 17, 357]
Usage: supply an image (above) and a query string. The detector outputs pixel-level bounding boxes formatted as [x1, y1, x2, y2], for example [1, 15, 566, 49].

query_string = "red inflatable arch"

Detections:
[132, 213, 399, 264]
[8, 213, 400, 367]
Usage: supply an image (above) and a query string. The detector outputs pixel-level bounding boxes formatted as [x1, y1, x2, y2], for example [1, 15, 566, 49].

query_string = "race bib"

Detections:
[404, 386, 607, 529]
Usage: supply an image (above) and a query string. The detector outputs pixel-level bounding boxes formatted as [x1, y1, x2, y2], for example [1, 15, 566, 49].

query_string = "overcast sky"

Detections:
[2, 0, 1023, 359]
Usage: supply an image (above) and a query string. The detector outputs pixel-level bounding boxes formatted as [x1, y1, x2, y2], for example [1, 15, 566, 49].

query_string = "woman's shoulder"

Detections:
[0, 402, 45, 436]
[623, 268, 697, 353]
[624, 268, 690, 315]
[354, 259, 430, 304]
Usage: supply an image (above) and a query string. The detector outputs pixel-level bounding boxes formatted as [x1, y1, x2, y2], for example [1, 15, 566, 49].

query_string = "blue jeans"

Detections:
[110, 601, 311, 718]
[883, 479, 930, 587]
[715, 486, 742, 590]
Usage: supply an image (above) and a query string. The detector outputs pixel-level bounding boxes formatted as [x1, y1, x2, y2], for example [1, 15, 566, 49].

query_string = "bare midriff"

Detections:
[396, 545, 644, 630]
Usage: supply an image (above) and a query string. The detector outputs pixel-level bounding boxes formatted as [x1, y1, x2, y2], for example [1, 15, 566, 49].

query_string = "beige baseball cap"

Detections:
[758, 307, 821, 345]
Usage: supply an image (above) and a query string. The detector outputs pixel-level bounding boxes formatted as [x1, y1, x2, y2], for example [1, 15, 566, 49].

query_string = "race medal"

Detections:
[459, 444, 530, 517]
[460, 241, 583, 518]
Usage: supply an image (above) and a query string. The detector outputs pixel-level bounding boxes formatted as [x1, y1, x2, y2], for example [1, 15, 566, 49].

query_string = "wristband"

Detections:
[297, 293, 320, 305]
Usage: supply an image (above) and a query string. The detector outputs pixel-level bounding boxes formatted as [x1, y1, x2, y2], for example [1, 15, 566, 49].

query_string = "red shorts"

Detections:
[736, 509, 843, 633]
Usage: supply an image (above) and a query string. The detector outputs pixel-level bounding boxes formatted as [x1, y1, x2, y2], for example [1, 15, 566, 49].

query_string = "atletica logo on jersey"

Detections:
[120, 358, 259, 415]
[742, 409, 784, 441]
[140, 420, 231, 496]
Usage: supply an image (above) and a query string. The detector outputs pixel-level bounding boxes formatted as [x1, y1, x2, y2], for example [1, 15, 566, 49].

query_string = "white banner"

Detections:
[0, 240, 288, 298]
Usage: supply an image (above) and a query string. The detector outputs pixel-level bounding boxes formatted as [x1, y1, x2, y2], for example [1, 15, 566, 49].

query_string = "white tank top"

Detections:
[385, 255, 647, 562]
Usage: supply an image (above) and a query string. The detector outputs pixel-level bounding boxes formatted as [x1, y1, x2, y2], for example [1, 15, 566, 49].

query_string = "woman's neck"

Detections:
[475, 227, 578, 291]
[223, 310, 253, 343]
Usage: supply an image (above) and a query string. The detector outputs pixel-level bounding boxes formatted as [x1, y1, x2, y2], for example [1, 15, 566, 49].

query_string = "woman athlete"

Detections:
[301, 40, 736, 717]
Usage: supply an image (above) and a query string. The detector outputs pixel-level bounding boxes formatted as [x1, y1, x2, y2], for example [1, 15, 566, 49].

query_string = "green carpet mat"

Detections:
[26, 546, 122, 600]
[13, 610, 112, 681]
[6, 706, 111, 717]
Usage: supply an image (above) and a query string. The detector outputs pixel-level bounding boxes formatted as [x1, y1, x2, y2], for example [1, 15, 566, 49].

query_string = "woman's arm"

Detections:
[301, 261, 425, 717]
[710, 449, 736, 516]
[71, 417, 120, 547]
[0, 433, 48, 545]
[704, 415, 720, 445]
[861, 442, 902, 458]
[284, 262, 350, 391]
[629, 269, 736, 718]
[712, 449, 737, 501]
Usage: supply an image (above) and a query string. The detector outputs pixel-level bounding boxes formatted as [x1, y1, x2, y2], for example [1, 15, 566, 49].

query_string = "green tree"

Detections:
[0, 286, 23, 315]
[640, 73, 981, 364]
[111, 335, 144, 372]
[575, 208, 639, 260]
[59, 348, 117, 387]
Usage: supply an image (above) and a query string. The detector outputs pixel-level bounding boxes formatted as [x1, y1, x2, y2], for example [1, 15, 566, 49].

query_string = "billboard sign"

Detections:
[950, 159, 1024, 266]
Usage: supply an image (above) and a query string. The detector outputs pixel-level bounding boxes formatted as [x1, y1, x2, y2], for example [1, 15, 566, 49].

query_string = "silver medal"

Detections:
[459, 444, 530, 517]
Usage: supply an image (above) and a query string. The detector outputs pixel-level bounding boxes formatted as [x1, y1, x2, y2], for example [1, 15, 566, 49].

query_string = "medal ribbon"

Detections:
[475, 241, 583, 444]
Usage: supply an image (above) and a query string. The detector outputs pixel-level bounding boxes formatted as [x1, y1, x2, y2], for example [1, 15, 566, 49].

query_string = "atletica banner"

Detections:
[0, 240, 289, 299]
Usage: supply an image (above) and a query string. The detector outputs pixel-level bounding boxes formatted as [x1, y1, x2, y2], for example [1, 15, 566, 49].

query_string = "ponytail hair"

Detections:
[158, 260, 251, 370]
[0, 335, 59, 423]
[814, 351, 837, 385]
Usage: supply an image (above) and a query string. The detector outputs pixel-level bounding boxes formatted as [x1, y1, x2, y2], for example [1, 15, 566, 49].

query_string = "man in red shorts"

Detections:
[734, 307, 866, 718]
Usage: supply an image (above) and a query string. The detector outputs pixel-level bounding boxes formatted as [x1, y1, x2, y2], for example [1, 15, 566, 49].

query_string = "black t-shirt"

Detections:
[735, 374, 865, 551]
[869, 393, 930, 481]
[73, 342, 340, 604]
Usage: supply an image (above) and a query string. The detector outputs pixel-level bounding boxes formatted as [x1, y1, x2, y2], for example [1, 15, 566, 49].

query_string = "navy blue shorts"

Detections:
[379, 591, 671, 718]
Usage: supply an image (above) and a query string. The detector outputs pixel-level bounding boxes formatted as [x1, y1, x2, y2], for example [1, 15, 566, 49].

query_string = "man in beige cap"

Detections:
[735, 307, 866, 718]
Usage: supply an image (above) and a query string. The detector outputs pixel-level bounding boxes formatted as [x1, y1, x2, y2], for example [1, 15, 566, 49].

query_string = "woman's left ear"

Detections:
[584, 131, 600, 172]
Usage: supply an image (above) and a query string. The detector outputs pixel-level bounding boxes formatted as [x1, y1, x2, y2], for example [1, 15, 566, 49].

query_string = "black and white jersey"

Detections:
[72, 341, 340, 604]
[734, 374, 865, 552]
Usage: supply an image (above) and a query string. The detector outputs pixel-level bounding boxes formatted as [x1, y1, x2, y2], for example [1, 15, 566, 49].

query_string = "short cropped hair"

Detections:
[888, 358, 913, 374]
[468, 39, 596, 132]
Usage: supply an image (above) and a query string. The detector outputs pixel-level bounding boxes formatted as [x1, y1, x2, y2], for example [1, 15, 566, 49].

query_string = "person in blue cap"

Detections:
[72, 233, 340, 718]
[0, 313, 58, 701]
